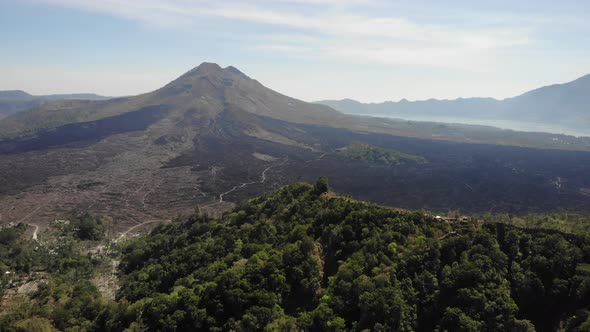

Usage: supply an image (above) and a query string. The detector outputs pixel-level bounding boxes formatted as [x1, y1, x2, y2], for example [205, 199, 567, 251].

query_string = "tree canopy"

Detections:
[107, 182, 590, 331]
[2, 181, 590, 331]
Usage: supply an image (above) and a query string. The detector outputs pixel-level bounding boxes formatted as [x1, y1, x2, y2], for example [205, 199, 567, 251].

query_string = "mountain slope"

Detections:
[4, 63, 589, 151]
[0, 63, 346, 139]
[318, 74, 590, 136]
[0, 90, 110, 119]
[0, 63, 590, 236]
[502, 74, 590, 124]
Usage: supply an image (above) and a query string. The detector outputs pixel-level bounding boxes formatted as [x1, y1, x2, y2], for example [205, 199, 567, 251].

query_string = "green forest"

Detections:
[2, 179, 590, 331]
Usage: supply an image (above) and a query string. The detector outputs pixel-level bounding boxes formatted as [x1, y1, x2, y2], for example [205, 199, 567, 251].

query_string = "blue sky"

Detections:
[1, 0, 590, 102]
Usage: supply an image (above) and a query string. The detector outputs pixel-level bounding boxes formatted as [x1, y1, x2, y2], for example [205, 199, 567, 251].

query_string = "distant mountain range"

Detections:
[0, 90, 110, 119]
[318, 74, 590, 136]
[2, 67, 588, 150]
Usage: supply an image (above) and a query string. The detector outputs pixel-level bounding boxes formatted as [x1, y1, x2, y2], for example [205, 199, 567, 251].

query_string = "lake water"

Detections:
[365, 113, 590, 138]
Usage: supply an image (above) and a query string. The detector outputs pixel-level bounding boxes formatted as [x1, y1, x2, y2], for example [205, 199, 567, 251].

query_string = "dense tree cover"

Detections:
[95, 180, 590, 331]
[0, 223, 37, 275]
[2, 182, 590, 331]
[341, 141, 427, 165]
[73, 213, 111, 241]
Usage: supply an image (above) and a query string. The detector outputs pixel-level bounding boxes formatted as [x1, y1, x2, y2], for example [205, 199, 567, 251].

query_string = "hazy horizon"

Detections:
[2, 0, 590, 103]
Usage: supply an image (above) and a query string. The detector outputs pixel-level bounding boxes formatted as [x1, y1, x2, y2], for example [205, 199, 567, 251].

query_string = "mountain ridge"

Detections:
[317, 73, 590, 136]
[3, 63, 589, 151]
[0, 62, 590, 242]
[0, 89, 111, 120]
[0, 89, 109, 100]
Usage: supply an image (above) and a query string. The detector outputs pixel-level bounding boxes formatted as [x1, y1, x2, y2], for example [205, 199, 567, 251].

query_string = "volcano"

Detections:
[1, 63, 590, 234]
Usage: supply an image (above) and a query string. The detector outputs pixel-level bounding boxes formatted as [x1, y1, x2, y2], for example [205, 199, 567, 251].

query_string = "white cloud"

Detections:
[35, 0, 533, 69]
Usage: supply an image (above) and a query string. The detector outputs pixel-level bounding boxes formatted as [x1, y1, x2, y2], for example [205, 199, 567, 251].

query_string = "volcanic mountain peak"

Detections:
[0, 63, 335, 138]
[176, 62, 250, 82]
[157, 62, 257, 99]
[183, 62, 225, 78]
[188, 62, 248, 76]
[194, 61, 222, 71]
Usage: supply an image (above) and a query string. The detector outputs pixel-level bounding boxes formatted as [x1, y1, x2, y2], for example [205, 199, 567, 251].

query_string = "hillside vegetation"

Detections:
[341, 141, 427, 165]
[0, 215, 115, 331]
[2, 180, 590, 331]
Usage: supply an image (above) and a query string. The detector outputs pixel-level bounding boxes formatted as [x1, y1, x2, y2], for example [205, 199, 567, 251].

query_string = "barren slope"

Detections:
[1, 63, 590, 237]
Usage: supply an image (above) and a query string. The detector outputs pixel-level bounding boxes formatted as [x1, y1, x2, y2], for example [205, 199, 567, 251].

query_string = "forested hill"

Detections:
[3, 179, 590, 331]
[109, 181, 590, 331]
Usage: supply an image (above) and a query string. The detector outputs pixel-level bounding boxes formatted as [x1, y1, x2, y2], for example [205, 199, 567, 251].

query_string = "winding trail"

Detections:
[201, 159, 286, 209]
[195, 186, 207, 197]
[219, 164, 273, 203]
[116, 219, 170, 242]
[30, 224, 40, 241]
[116, 160, 286, 241]
[17, 196, 56, 240]
[306, 152, 327, 163]
[141, 188, 156, 210]
[463, 182, 474, 192]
